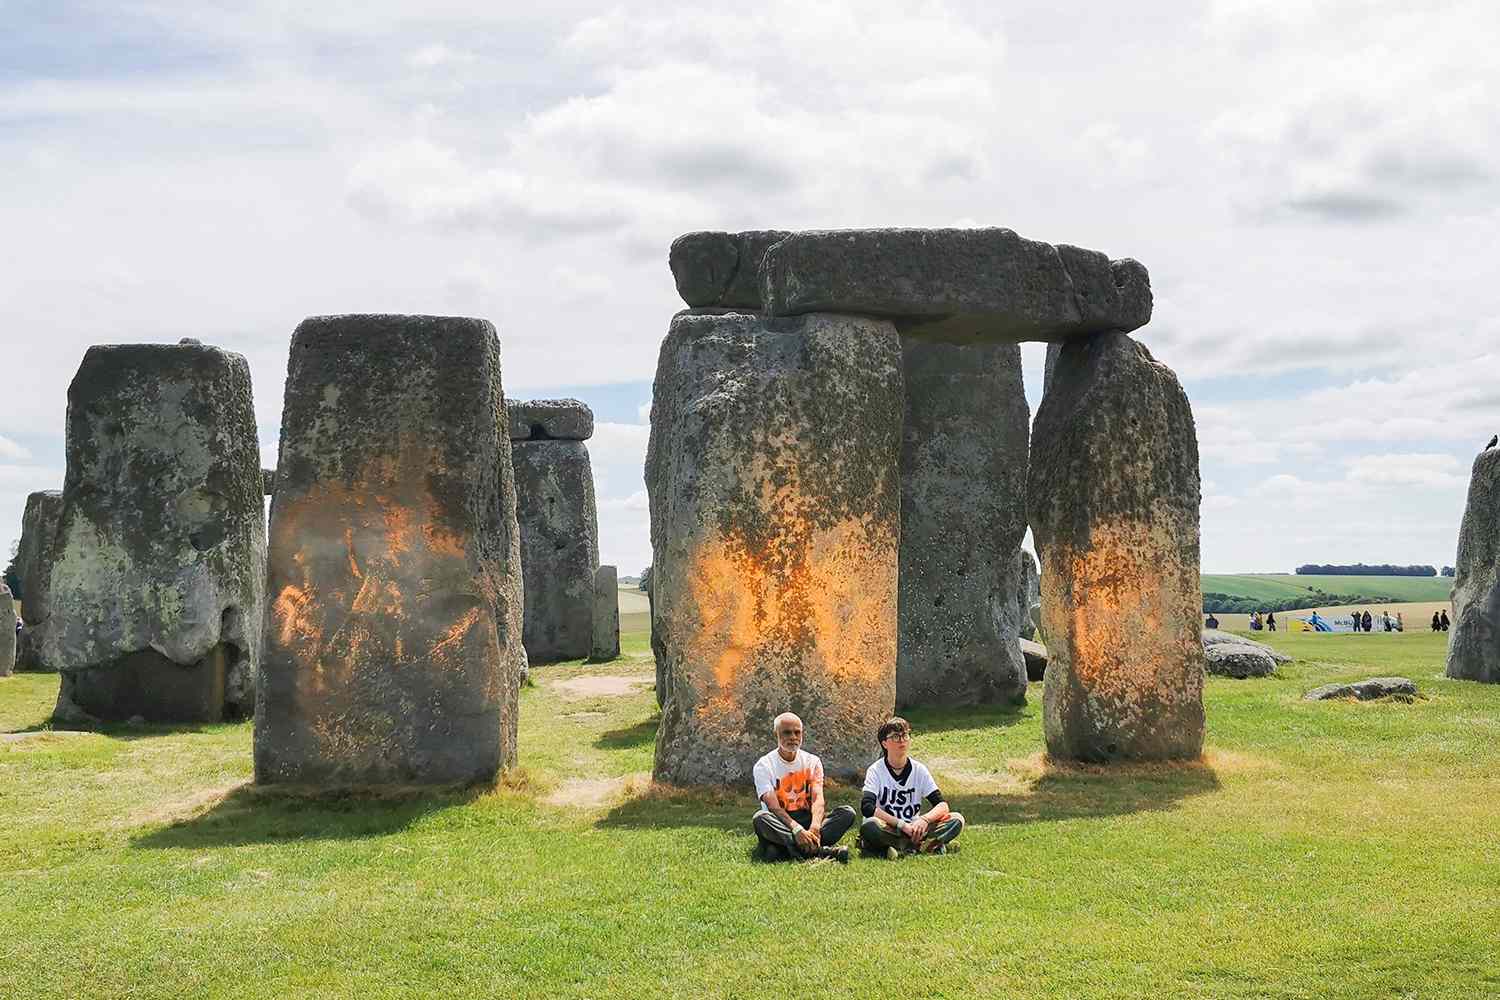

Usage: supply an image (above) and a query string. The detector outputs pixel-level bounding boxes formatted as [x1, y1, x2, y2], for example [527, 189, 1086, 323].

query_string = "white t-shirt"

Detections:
[862, 757, 940, 822]
[753, 748, 823, 816]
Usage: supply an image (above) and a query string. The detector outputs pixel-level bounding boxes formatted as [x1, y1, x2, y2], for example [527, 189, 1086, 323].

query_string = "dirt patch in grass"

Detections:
[544, 771, 651, 809]
[1, 730, 98, 746]
[126, 781, 246, 829]
[552, 675, 652, 699]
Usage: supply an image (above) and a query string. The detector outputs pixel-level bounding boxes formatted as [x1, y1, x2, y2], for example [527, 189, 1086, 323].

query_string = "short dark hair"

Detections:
[876, 717, 911, 744]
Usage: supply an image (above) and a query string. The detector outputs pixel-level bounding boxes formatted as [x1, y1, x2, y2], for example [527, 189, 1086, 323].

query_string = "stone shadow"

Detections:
[595, 759, 1219, 834]
[901, 700, 1030, 735]
[131, 783, 485, 849]
[593, 715, 659, 751]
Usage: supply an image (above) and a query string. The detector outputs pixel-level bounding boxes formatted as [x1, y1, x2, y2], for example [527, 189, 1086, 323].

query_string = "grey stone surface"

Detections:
[15, 489, 64, 671]
[648, 310, 902, 784]
[1202, 629, 1291, 663]
[512, 436, 599, 662]
[1304, 677, 1417, 701]
[1020, 637, 1048, 682]
[1017, 548, 1041, 641]
[42, 343, 266, 721]
[761, 228, 1151, 343]
[255, 314, 524, 787]
[507, 398, 594, 442]
[649, 567, 665, 707]
[1204, 642, 1277, 679]
[1447, 448, 1500, 682]
[591, 564, 621, 661]
[0, 584, 15, 677]
[669, 230, 790, 309]
[261, 468, 276, 495]
[897, 339, 1029, 708]
[1029, 331, 1205, 762]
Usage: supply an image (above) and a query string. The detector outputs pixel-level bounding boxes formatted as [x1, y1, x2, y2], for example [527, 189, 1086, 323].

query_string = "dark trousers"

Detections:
[753, 805, 856, 859]
[859, 815, 963, 853]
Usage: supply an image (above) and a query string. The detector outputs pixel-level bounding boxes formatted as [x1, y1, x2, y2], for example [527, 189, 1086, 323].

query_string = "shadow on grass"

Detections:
[902, 700, 1030, 735]
[594, 715, 660, 751]
[131, 783, 486, 849]
[595, 758, 1220, 834]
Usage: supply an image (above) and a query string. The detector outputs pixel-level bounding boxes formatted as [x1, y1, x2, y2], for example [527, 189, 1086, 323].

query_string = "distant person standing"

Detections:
[1382, 611, 1392, 632]
[1362, 610, 1373, 633]
[1432, 611, 1442, 632]
[1441, 609, 1450, 632]
[1205, 613, 1220, 629]
[1266, 611, 1276, 632]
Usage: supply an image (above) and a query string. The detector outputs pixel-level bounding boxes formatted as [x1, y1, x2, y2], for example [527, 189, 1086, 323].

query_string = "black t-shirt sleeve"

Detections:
[926, 789, 945, 807]
[861, 791, 877, 818]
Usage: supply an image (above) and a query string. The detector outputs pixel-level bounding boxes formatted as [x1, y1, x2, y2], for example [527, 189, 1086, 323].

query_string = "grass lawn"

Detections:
[3, 627, 1498, 998]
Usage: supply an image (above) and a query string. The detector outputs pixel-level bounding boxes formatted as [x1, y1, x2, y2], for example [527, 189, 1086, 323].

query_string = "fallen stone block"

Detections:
[648, 310, 902, 783]
[1204, 642, 1277, 678]
[1202, 629, 1291, 664]
[761, 228, 1151, 343]
[898, 338, 1029, 707]
[43, 342, 266, 721]
[669, 230, 790, 309]
[1020, 637, 1048, 682]
[1304, 677, 1417, 701]
[1029, 331, 1204, 762]
[255, 314, 524, 787]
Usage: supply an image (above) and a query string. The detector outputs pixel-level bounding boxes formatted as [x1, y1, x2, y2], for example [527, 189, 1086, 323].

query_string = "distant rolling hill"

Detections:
[1201, 574, 1452, 612]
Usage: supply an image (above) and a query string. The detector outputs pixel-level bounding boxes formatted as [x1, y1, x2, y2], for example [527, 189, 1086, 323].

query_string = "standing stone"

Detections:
[256, 315, 523, 786]
[1016, 548, 1041, 641]
[591, 564, 621, 661]
[1029, 331, 1205, 761]
[761, 228, 1152, 343]
[1447, 447, 1500, 682]
[42, 343, 265, 722]
[15, 490, 64, 671]
[509, 399, 599, 663]
[648, 568, 666, 707]
[648, 310, 902, 784]
[0, 584, 15, 677]
[898, 339, 1029, 708]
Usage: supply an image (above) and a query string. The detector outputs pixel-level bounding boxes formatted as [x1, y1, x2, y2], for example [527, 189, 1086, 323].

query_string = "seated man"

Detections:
[751, 712, 854, 863]
[859, 716, 964, 858]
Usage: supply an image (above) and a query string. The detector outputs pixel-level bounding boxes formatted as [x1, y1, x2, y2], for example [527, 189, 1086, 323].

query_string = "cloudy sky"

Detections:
[2, 0, 1497, 578]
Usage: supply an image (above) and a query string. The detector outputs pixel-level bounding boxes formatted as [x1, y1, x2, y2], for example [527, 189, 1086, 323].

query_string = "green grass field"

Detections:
[3, 626, 1498, 999]
[1201, 573, 1453, 603]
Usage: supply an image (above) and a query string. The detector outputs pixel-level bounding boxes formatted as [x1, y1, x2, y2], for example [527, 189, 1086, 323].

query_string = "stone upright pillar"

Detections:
[1029, 331, 1205, 761]
[508, 399, 600, 664]
[591, 564, 620, 661]
[15, 489, 64, 671]
[42, 341, 265, 722]
[0, 584, 16, 677]
[647, 310, 902, 784]
[1447, 447, 1500, 683]
[255, 315, 523, 787]
[897, 339, 1029, 708]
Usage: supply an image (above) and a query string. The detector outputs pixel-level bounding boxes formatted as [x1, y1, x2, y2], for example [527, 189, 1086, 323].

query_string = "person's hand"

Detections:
[793, 827, 818, 855]
[808, 824, 823, 847]
[906, 817, 930, 843]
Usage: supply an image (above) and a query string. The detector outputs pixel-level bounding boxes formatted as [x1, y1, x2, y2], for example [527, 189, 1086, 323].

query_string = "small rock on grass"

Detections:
[1303, 677, 1417, 702]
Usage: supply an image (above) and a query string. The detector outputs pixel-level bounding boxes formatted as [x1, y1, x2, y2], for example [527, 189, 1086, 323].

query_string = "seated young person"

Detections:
[751, 711, 855, 863]
[859, 717, 964, 858]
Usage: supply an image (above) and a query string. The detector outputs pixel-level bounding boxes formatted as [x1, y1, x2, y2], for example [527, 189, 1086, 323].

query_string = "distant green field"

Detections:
[1202, 574, 1453, 603]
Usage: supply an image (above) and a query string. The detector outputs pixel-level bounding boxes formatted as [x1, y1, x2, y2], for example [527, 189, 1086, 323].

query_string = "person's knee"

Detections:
[947, 811, 965, 829]
[830, 805, 856, 823]
[752, 811, 777, 837]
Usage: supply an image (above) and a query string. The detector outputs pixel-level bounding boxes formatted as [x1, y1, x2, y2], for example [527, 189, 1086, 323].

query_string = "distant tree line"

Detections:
[1293, 563, 1436, 577]
[1204, 591, 1402, 614]
[1442, 566, 1455, 577]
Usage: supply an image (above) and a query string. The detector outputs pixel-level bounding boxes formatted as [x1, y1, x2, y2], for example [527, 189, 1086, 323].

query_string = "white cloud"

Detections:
[0, 436, 32, 462]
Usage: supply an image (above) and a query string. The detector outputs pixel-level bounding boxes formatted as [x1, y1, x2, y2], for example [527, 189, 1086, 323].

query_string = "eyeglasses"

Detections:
[882, 732, 911, 743]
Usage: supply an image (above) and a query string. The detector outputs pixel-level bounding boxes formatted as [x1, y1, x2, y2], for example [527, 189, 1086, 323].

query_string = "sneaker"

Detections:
[885, 846, 901, 861]
[819, 845, 850, 864]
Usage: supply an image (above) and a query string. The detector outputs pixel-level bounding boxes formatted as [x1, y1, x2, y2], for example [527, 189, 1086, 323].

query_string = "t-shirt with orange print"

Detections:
[753, 748, 823, 820]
